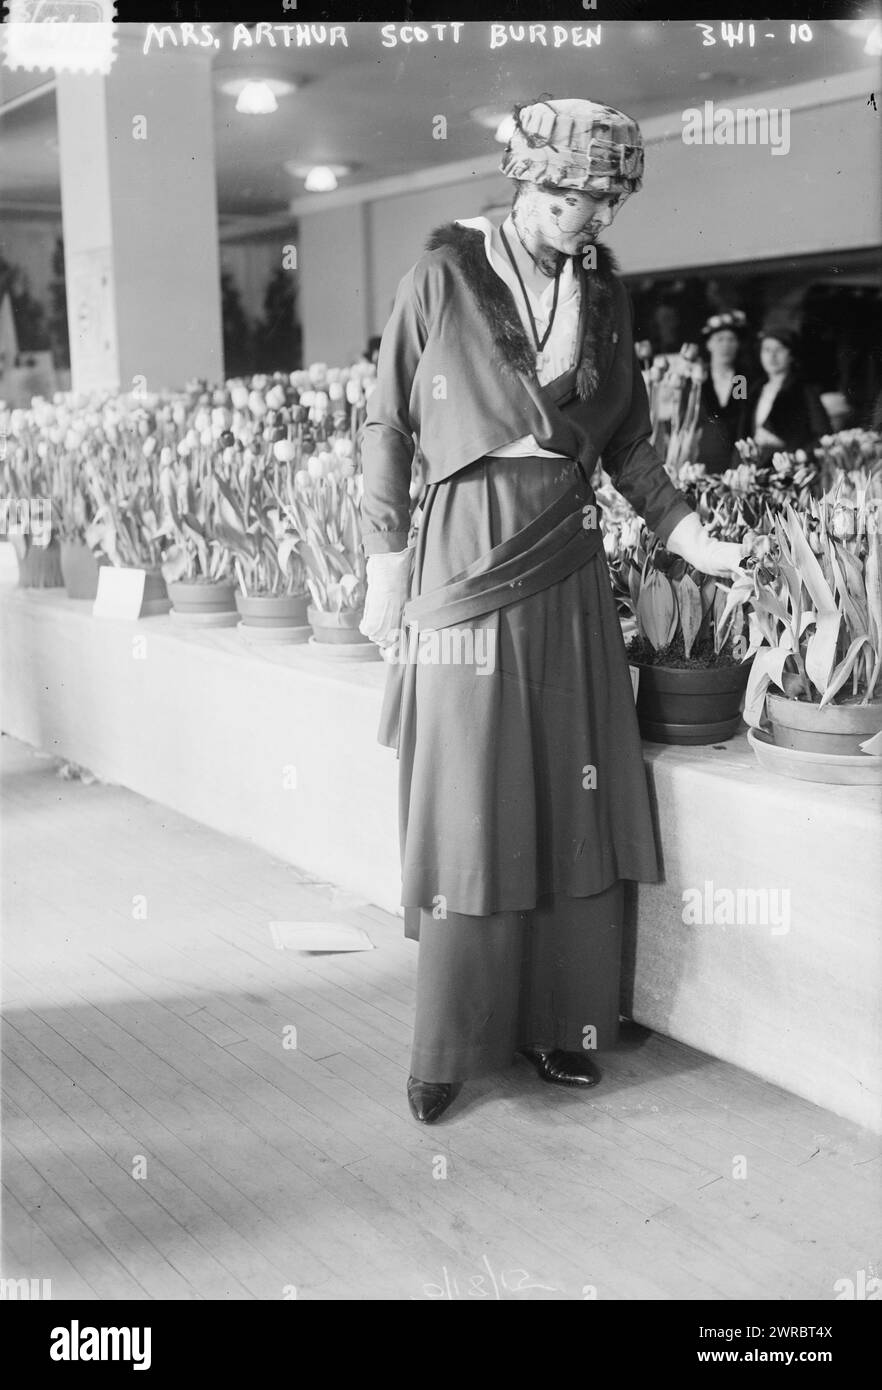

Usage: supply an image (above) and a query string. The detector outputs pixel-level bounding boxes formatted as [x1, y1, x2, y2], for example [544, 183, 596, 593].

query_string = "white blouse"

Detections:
[455, 216, 581, 459]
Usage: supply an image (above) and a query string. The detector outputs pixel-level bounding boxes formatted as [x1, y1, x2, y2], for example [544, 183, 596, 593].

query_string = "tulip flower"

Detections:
[274, 440, 297, 463]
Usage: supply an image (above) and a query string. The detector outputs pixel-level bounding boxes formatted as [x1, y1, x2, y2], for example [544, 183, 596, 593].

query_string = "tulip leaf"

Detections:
[865, 531, 882, 654]
[818, 636, 873, 710]
[276, 536, 300, 578]
[637, 570, 677, 652]
[782, 503, 837, 615]
[743, 647, 793, 729]
[859, 729, 882, 756]
[627, 563, 641, 615]
[674, 574, 702, 659]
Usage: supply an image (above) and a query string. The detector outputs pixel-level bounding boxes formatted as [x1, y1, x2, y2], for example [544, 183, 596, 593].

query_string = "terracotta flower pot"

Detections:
[307, 604, 372, 645]
[306, 605, 379, 660]
[235, 591, 311, 642]
[61, 539, 108, 600]
[767, 692, 882, 756]
[633, 659, 752, 745]
[169, 578, 238, 625]
[130, 568, 171, 616]
[13, 535, 64, 589]
[140, 569, 170, 612]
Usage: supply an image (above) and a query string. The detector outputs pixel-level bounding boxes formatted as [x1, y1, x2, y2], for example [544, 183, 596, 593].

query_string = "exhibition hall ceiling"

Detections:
[0, 19, 877, 217]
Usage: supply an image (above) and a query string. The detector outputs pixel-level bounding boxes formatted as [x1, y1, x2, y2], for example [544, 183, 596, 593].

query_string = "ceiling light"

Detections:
[304, 166, 339, 192]
[286, 162, 351, 191]
[236, 83, 278, 114]
[220, 77, 296, 114]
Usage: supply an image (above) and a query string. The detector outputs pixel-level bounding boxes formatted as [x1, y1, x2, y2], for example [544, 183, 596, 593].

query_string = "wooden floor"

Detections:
[2, 734, 880, 1301]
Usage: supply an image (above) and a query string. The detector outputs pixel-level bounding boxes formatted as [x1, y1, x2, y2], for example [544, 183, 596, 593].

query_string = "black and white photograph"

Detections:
[1, 0, 881, 1334]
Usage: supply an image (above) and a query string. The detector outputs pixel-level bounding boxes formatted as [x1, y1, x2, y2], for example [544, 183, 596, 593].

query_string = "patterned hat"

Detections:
[701, 310, 748, 340]
[500, 97, 644, 194]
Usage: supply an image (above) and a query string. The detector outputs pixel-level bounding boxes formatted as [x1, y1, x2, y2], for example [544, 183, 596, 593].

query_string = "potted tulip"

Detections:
[159, 449, 237, 624]
[210, 441, 311, 641]
[742, 489, 882, 776]
[82, 443, 172, 615]
[641, 344, 705, 478]
[279, 466, 377, 657]
[618, 530, 753, 744]
[52, 438, 110, 599]
[1, 410, 64, 588]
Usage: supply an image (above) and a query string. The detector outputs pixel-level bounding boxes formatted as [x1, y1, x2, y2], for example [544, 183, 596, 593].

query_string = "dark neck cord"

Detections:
[499, 224, 563, 359]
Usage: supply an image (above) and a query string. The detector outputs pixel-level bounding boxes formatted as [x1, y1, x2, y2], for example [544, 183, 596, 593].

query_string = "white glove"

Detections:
[359, 548, 414, 650]
[665, 513, 746, 579]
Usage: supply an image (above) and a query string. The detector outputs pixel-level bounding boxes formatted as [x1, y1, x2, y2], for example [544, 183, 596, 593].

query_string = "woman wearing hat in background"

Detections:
[359, 96, 745, 1125]
[695, 310, 755, 474]
[740, 324, 831, 464]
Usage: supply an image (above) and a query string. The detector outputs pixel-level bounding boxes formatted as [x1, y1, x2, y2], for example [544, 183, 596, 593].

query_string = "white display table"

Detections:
[2, 568, 880, 1133]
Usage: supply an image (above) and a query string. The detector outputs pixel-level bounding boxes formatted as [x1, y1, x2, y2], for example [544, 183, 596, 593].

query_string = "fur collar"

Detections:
[425, 220, 621, 400]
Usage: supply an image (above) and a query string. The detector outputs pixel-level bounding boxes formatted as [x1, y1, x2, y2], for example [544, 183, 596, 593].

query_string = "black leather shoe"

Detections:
[407, 1076, 457, 1123]
[519, 1048, 601, 1088]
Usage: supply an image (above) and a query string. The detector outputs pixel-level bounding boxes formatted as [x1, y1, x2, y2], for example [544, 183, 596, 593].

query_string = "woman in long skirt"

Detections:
[359, 97, 744, 1123]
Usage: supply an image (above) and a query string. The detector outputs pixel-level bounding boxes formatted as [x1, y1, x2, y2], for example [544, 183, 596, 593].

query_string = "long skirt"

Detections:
[411, 882, 625, 1083]
[380, 453, 662, 1081]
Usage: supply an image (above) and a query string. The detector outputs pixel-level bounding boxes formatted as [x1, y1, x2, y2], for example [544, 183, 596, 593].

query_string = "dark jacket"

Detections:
[695, 373, 756, 474]
[359, 221, 692, 554]
[739, 371, 831, 459]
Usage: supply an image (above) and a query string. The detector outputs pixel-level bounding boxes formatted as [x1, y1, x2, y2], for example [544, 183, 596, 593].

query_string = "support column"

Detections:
[55, 33, 223, 394]
[298, 202, 371, 367]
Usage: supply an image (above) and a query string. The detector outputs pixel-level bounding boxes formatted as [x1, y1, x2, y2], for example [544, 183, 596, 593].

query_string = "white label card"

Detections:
[93, 567, 146, 620]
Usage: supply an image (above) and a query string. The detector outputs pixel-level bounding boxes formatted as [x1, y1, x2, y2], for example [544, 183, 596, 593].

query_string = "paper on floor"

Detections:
[268, 921, 375, 952]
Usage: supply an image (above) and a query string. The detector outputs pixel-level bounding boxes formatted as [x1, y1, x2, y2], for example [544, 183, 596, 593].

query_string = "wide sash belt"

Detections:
[402, 479, 603, 632]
